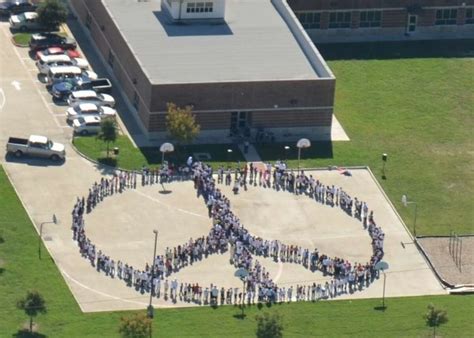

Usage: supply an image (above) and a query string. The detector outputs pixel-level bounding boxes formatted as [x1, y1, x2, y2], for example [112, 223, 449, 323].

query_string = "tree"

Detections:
[97, 119, 118, 157]
[119, 313, 152, 338]
[256, 312, 284, 338]
[424, 303, 448, 337]
[165, 103, 200, 145]
[37, 0, 68, 31]
[16, 290, 47, 333]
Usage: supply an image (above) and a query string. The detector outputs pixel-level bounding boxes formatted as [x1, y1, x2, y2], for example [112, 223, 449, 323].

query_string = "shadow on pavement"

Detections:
[4, 154, 65, 167]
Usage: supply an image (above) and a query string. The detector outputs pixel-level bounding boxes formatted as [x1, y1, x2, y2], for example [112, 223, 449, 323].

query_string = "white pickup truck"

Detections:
[6, 135, 66, 161]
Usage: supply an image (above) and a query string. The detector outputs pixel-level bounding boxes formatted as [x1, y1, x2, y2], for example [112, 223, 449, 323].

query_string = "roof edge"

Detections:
[271, 0, 335, 79]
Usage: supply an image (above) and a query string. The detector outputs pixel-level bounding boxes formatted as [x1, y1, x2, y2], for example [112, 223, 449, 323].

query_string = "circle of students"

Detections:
[71, 159, 385, 306]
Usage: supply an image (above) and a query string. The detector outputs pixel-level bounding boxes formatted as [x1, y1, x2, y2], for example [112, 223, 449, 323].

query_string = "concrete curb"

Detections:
[416, 236, 474, 290]
[70, 138, 128, 173]
[11, 35, 28, 48]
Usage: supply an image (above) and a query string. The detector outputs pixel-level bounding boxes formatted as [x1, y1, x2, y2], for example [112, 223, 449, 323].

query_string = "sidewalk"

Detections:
[238, 143, 261, 162]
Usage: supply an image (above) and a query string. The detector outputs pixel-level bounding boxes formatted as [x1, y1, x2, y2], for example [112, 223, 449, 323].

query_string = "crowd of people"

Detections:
[71, 160, 385, 306]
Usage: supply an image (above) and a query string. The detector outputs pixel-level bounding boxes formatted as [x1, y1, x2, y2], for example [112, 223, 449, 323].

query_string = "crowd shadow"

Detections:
[317, 39, 474, 61]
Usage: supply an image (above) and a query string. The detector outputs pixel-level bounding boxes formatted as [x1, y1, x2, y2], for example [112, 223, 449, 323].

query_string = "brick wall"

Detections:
[150, 79, 336, 113]
[70, 0, 152, 129]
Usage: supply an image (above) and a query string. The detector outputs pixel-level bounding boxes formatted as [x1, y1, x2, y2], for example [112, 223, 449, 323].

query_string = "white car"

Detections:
[67, 90, 115, 108]
[37, 54, 90, 74]
[9, 12, 42, 31]
[73, 115, 102, 135]
[66, 103, 116, 122]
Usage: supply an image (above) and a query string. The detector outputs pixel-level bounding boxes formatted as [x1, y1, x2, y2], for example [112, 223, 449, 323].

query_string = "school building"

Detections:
[68, 0, 473, 143]
[289, 0, 474, 43]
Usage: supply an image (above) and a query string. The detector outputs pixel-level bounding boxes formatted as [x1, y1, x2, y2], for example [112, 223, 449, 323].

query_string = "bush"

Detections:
[256, 312, 284, 338]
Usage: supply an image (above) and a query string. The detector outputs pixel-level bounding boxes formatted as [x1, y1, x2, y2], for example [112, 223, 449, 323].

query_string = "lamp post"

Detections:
[402, 195, 418, 237]
[38, 214, 57, 259]
[284, 146, 290, 161]
[159, 142, 174, 165]
[382, 153, 388, 179]
[147, 230, 158, 319]
[227, 148, 233, 162]
[296, 138, 311, 171]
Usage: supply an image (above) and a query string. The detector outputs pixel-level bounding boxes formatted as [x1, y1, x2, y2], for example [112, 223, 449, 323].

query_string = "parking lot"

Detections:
[0, 20, 446, 313]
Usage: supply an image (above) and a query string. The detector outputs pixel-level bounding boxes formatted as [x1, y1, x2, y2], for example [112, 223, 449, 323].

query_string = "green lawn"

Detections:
[73, 135, 245, 170]
[73, 41, 474, 237]
[256, 47, 474, 236]
[1, 165, 474, 337]
[12, 33, 32, 46]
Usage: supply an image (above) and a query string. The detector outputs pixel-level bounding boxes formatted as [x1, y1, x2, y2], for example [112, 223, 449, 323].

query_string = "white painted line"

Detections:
[60, 268, 177, 308]
[0, 88, 5, 111]
[54, 113, 66, 116]
[10, 80, 21, 90]
[274, 260, 284, 283]
[133, 189, 207, 219]
[1, 26, 62, 128]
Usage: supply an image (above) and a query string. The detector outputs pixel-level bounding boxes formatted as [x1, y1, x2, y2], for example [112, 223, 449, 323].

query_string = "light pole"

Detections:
[402, 194, 418, 237]
[39, 214, 57, 259]
[382, 153, 388, 179]
[284, 146, 290, 162]
[296, 138, 311, 171]
[147, 229, 158, 320]
[227, 148, 233, 162]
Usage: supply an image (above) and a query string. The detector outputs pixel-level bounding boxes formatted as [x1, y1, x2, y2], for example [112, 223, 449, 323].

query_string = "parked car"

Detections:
[52, 78, 112, 100]
[72, 115, 102, 135]
[36, 54, 73, 74]
[29, 33, 77, 52]
[36, 46, 81, 60]
[67, 90, 115, 108]
[46, 66, 97, 85]
[0, 0, 36, 17]
[66, 103, 116, 122]
[6, 135, 65, 161]
[37, 54, 90, 74]
[9, 11, 45, 31]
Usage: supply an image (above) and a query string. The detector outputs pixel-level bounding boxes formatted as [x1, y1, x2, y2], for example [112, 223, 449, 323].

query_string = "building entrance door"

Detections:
[230, 111, 252, 136]
[407, 14, 417, 33]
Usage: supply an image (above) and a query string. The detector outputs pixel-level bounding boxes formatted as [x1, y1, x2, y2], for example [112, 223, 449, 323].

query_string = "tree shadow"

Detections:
[373, 305, 387, 311]
[97, 157, 117, 167]
[12, 330, 47, 338]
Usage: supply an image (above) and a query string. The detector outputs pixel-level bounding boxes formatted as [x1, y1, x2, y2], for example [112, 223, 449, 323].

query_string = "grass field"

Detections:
[256, 42, 474, 236]
[0, 165, 473, 337]
[73, 41, 474, 237]
[73, 136, 245, 170]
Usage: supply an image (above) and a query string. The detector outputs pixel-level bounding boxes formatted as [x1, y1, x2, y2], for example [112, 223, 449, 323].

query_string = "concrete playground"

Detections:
[71, 168, 445, 312]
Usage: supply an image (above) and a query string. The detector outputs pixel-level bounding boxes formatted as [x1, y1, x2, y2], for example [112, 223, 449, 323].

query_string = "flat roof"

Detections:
[103, 0, 321, 84]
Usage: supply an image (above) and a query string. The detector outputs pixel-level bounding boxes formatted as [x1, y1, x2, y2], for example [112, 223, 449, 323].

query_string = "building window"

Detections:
[359, 11, 381, 28]
[196, 2, 204, 12]
[85, 12, 92, 30]
[466, 8, 474, 24]
[204, 2, 213, 12]
[295, 12, 321, 29]
[186, 3, 195, 13]
[435, 9, 457, 25]
[187, 2, 213, 13]
[133, 92, 139, 110]
[107, 50, 114, 68]
[329, 12, 352, 29]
